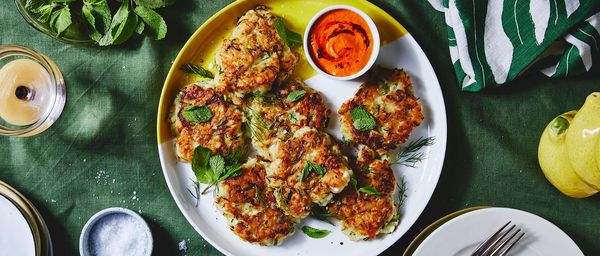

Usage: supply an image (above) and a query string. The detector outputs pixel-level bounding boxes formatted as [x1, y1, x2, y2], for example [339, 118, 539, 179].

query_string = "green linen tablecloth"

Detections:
[0, 1, 599, 255]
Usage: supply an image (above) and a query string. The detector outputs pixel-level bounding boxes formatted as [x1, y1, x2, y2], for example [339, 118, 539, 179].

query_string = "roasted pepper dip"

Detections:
[308, 9, 374, 77]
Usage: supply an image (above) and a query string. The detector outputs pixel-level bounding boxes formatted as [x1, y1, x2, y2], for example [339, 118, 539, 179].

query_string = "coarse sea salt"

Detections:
[88, 213, 150, 256]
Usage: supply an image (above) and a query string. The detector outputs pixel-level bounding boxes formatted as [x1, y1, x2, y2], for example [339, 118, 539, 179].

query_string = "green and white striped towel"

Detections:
[429, 0, 600, 91]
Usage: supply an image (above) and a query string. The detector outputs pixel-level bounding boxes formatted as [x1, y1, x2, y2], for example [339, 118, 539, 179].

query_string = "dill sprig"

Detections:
[391, 136, 435, 167]
[186, 179, 201, 208]
[244, 106, 271, 142]
[397, 176, 407, 208]
[180, 63, 214, 79]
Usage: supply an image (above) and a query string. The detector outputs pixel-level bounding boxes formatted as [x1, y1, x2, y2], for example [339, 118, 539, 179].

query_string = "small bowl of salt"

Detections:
[80, 207, 153, 256]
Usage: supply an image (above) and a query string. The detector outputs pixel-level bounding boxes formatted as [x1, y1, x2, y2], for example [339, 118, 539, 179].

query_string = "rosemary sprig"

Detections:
[244, 106, 271, 142]
[180, 63, 214, 79]
[391, 136, 435, 167]
[186, 178, 201, 208]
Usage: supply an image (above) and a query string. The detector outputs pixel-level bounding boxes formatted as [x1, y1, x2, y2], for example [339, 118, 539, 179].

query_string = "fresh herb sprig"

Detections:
[182, 105, 213, 123]
[350, 106, 376, 132]
[186, 178, 201, 208]
[311, 207, 336, 225]
[274, 17, 302, 48]
[397, 176, 407, 208]
[25, 0, 170, 45]
[191, 146, 243, 195]
[299, 162, 326, 181]
[358, 186, 381, 198]
[180, 63, 214, 79]
[244, 106, 271, 142]
[391, 136, 435, 167]
[301, 225, 330, 238]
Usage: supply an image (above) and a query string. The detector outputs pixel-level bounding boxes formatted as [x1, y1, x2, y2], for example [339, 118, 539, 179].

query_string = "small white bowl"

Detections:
[79, 207, 153, 256]
[303, 5, 380, 81]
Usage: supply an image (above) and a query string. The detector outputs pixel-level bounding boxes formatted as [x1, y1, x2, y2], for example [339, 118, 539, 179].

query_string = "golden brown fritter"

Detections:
[170, 83, 244, 161]
[215, 7, 298, 98]
[328, 146, 399, 240]
[267, 127, 352, 218]
[215, 158, 298, 246]
[245, 80, 331, 157]
[339, 67, 423, 153]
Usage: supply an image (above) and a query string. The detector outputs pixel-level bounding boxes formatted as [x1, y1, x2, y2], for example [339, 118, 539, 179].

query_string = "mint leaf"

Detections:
[35, 4, 55, 23]
[133, 6, 167, 40]
[180, 64, 214, 79]
[135, 18, 145, 35]
[98, 0, 133, 46]
[300, 162, 326, 181]
[310, 207, 336, 225]
[274, 17, 302, 48]
[358, 186, 381, 198]
[286, 90, 306, 103]
[111, 11, 138, 45]
[301, 226, 330, 238]
[133, 0, 175, 9]
[49, 6, 72, 37]
[25, 0, 50, 10]
[209, 154, 225, 178]
[82, 0, 112, 42]
[350, 106, 376, 132]
[192, 147, 214, 184]
[219, 163, 243, 181]
[182, 105, 213, 123]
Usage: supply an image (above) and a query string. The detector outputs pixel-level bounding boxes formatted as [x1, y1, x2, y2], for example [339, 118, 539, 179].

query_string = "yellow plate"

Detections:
[156, 0, 407, 143]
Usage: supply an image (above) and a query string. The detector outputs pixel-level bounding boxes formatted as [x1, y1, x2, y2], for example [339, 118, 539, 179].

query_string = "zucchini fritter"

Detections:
[328, 146, 400, 240]
[339, 67, 423, 153]
[170, 82, 244, 161]
[215, 7, 298, 98]
[267, 127, 352, 218]
[215, 158, 298, 245]
[245, 80, 331, 157]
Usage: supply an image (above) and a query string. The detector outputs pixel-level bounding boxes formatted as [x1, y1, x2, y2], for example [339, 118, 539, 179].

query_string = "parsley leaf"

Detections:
[274, 17, 302, 48]
[349, 173, 357, 188]
[182, 105, 213, 123]
[350, 106, 376, 131]
[300, 162, 326, 181]
[286, 90, 306, 102]
[358, 186, 381, 198]
[302, 226, 330, 238]
[133, 6, 167, 40]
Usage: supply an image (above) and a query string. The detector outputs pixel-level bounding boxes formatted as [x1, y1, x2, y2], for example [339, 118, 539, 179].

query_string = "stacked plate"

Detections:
[0, 180, 52, 256]
[404, 207, 584, 256]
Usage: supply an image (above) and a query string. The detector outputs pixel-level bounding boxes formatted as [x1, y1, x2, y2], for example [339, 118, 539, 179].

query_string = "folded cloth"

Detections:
[429, 0, 600, 91]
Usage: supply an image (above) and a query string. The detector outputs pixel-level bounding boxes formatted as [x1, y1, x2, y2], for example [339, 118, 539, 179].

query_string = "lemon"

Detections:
[538, 110, 598, 198]
[566, 92, 600, 190]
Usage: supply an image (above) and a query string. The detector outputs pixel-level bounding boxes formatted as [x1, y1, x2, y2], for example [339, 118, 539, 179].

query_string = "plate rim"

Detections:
[155, 1, 448, 255]
[412, 207, 584, 255]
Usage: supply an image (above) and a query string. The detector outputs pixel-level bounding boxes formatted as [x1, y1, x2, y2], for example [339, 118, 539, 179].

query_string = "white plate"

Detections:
[0, 195, 35, 256]
[157, 1, 447, 255]
[413, 207, 583, 256]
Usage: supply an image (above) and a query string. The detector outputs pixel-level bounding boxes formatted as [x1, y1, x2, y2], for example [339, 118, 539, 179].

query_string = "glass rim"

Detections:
[0, 45, 66, 137]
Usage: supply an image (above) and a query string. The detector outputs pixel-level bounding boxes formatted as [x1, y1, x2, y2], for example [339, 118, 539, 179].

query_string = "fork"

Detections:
[470, 221, 525, 256]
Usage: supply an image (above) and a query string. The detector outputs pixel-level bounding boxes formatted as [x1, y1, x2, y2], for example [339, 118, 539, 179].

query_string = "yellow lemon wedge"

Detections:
[566, 92, 600, 190]
[538, 110, 598, 198]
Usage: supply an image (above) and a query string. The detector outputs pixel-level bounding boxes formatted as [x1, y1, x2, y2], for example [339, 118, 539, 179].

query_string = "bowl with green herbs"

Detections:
[16, 0, 172, 45]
